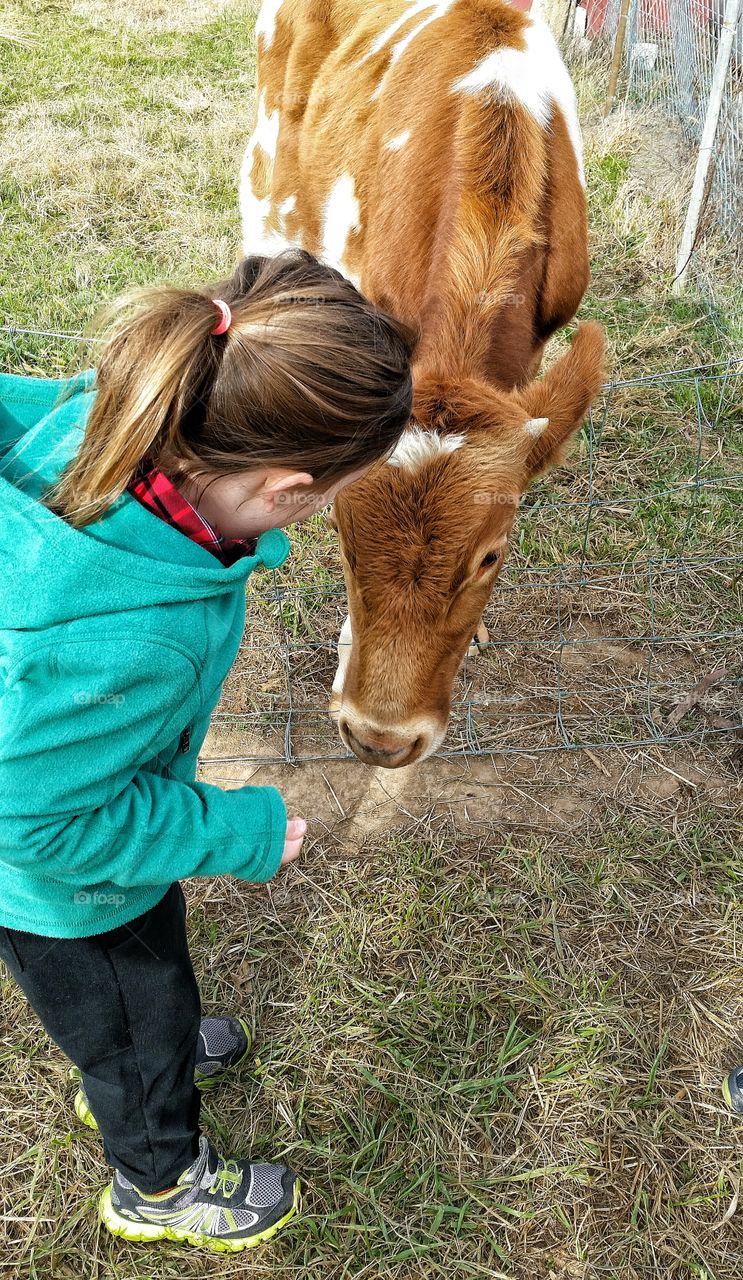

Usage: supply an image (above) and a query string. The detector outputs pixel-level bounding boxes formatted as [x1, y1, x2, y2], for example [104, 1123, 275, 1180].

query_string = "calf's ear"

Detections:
[516, 322, 606, 479]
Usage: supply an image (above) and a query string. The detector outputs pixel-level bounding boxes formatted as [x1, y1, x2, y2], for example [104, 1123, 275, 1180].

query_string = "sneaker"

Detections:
[99, 1135, 299, 1252]
[722, 1065, 743, 1113]
[195, 1015, 252, 1090]
[72, 1015, 252, 1130]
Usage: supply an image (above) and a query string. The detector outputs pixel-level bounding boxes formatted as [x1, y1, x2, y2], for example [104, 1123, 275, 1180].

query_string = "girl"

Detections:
[0, 250, 415, 1253]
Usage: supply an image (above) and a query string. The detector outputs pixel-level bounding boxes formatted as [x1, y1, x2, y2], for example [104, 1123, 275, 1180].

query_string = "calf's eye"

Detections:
[479, 550, 501, 570]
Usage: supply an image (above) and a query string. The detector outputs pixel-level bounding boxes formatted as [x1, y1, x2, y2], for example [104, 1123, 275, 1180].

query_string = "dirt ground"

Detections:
[200, 720, 741, 852]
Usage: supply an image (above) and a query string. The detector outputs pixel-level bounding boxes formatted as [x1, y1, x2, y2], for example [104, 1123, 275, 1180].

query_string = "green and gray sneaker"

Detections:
[72, 1015, 252, 1130]
[194, 1015, 253, 1090]
[99, 1135, 299, 1252]
[722, 1065, 743, 1113]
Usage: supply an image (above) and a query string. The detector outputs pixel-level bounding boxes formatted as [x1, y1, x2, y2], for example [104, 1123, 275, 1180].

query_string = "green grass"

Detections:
[0, 0, 259, 352]
[4, 809, 743, 1278]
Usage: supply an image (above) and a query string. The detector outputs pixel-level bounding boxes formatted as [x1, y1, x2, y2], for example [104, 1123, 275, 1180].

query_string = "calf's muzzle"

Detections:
[338, 710, 435, 769]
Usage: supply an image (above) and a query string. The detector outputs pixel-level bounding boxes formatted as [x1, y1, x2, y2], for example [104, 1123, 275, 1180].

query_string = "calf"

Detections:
[242, 0, 605, 767]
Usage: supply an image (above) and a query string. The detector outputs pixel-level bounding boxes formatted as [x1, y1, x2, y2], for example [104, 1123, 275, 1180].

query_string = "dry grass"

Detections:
[70, 0, 241, 34]
[3, 791, 743, 1279]
[1, 3, 743, 1279]
[0, 0, 260, 343]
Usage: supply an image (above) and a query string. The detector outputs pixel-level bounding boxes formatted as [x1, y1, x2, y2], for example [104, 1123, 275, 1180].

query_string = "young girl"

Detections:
[0, 250, 415, 1253]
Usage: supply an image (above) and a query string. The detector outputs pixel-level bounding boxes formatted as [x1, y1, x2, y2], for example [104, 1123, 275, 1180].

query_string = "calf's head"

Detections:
[330, 322, 605, 767]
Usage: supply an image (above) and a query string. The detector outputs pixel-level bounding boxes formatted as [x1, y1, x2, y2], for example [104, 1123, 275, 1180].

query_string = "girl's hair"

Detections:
[48, 251, 417, 527]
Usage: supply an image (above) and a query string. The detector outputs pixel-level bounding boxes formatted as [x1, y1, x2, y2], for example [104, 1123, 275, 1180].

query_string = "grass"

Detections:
[0, 0, 259, 350]
[3, 804, 743, 1278]
[1, 2, 743, 1278]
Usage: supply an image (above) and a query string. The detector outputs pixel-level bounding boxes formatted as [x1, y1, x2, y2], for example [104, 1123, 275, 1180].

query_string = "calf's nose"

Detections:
[339, 717, 428, 768]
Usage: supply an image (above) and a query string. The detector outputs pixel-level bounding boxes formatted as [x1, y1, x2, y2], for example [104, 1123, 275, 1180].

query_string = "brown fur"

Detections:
[247, 0, 605, 766]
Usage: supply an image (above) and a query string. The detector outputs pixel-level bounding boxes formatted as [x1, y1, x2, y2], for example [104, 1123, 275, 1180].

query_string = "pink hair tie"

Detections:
[211, 298, 232, 335]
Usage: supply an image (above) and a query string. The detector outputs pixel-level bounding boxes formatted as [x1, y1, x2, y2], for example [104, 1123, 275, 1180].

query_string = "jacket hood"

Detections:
[0, 370, 290, 630]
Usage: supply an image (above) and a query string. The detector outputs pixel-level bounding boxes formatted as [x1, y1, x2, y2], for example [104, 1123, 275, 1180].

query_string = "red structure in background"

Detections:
[582, 0, 715, 38]
[582, 0, 612, 38]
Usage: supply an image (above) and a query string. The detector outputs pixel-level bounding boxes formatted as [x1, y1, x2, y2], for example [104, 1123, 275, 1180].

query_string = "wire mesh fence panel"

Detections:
[5, 325, 740, 767]
[580, 0, 743, 272]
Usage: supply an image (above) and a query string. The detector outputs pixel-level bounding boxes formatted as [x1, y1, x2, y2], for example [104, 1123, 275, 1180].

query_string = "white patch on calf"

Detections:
[361, 0, 452, 61]
[451, 17, 586, 186]
[253, 90, 280, 160]
[367, 0, 456, 99]
[240, 92, 294, 256]
[385, 129, 411, 151]
[255, 0, 285, 51]
[332, 615, 353, 695]
[321, 174, 361, 283]
[524, 416, 550, 436]
[278, 194, 297, 218]
[388, 426, 465, 471]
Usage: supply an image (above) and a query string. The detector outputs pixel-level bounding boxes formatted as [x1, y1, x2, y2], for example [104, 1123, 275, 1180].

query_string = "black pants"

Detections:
[0, 883, 201, 1192]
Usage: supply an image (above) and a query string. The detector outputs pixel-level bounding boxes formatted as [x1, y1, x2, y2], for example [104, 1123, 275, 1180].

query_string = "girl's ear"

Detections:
[263, 471, 314, 495]
[515, 322, 606, 479]
[261, 470, 314, 514]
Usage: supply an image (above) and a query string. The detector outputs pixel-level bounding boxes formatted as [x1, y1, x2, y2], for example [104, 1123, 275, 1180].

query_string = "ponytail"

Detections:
[48, 251, 416, 529]
[48, 288, 225, 526]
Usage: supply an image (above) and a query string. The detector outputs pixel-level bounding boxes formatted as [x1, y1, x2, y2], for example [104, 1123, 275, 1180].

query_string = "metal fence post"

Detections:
[672, 0, 743, 292]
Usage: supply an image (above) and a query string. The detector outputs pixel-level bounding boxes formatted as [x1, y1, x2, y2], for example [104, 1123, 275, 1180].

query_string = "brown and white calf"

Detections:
[241, 0, 605, 768]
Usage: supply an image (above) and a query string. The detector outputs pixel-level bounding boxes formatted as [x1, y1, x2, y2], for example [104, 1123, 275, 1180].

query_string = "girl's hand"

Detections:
[281, 816, 306, 866]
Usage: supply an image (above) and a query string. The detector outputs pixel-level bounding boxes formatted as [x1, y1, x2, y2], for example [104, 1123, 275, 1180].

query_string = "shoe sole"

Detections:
[73, 1086, 97, 1130]
[72, 1018, 254, 1131]
[99, 1181, 300, 1252]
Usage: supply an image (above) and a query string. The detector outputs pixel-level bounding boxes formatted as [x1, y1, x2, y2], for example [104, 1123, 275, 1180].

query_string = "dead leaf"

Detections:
[714, 1169, 740, 1229]
[666, 664, 728, 729]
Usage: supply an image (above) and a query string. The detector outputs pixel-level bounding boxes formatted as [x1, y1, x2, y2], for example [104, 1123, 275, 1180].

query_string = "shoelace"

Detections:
[208, 1159, 243, 1198]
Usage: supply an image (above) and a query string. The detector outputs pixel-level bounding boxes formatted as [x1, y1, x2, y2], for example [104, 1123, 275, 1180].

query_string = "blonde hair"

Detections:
[48, 251, 417, 527]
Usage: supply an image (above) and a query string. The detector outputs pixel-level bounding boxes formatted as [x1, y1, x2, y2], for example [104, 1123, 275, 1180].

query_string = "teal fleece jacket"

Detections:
[0, 370, 291, 938]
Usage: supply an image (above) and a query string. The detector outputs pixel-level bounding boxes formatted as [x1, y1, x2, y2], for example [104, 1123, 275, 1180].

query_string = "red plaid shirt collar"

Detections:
[128, 462, 256, 567]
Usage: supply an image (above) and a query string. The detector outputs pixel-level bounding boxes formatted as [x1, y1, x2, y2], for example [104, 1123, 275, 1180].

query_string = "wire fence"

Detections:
[4, 324, 741, 768]
[575, 0, 743, 279]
